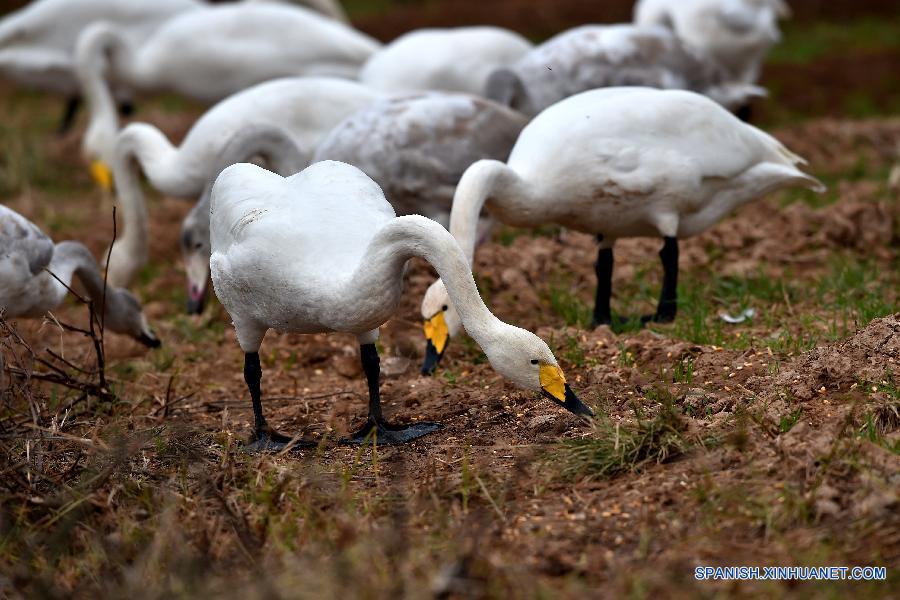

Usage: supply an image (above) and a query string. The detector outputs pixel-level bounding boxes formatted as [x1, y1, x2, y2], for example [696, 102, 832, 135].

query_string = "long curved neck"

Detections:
[448, 160, 525, 266]
[107, 124, 178, 284]
[359, 215, 503, 345]
[47, 242, 109, 312]
[75, 23, 133, 163]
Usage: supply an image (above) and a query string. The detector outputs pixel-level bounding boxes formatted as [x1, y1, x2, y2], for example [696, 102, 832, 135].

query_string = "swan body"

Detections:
[420, 88, 824, 369]
[486, 24, 764, 116]
[76, 3, 380, 160]
[359, 27, 532, 96]
[312, 92, 528, 224]
[210, 161, 591, 449]
[0, 0, 199, 95]
[0, 204, 159, 347]
[102, 77, 383, 288]
[633, 0, 788, 84]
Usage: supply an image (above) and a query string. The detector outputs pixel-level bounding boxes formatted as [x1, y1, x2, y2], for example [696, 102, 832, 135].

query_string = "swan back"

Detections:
[132, 4, 380, 98]
[509, 87, 801, 183]
[359, 27, 532, 95]
[210, 161, 394, 284]
[312, 92, 528, 218]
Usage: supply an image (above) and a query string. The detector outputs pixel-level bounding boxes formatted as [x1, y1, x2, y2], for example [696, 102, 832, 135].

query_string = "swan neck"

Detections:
[449, 160, 520, 266]
[48, 242, 107, 309]
[75, 24, 130, 162]
[365, 216, 502, 345]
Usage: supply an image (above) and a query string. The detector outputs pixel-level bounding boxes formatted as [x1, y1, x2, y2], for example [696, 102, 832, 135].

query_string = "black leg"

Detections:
[592, 238, 613, 327]
[342, 344, 442, 445]
[118, 99, 135, 118]
[57, 96, 81, 135]
[650, 237, 679, 323]
[243, 352, 312, 453]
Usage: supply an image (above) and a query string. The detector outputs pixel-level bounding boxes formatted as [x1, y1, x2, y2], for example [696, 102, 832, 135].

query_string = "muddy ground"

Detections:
[1, 1, 899, 598]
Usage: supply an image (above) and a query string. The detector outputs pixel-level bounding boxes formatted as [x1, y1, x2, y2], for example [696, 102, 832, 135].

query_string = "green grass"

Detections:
[553, 395, 692, 481]
[770, 17, 900, 65]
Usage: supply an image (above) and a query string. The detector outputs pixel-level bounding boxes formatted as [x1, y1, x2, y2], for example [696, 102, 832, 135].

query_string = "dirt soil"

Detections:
[1, 1, 900, 598]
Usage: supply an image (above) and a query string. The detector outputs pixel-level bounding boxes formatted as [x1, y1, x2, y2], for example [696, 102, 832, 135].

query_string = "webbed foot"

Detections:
[244, 427, 317, 453]
[340, 418, 443, 446]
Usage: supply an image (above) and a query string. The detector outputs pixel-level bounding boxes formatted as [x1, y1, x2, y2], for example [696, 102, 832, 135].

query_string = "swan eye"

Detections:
[194, 242, 203, 250]
[530, 359, 539, 365]
[441, 305, 448, 311]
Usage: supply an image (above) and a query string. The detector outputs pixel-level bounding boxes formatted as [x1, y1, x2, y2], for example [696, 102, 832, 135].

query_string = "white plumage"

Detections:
[420, 88, 823, 367]
[209, 161, 591, 450]
[76, 3, 381, 164]
[0, 0, 198, 96]
[633, 0, 788, 84]
[359, 27, 532, 96]
[485, 24, 765, 116]
[101, 77, 383, 288]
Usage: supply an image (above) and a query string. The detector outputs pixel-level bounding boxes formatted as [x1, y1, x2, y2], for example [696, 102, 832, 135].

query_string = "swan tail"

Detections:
[764, 163, 826, 195]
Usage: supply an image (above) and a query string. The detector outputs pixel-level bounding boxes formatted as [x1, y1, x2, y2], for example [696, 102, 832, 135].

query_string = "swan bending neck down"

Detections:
[0, 205, 159, 347]
[209, 161, 591, 451]
[420, 87, 824, 373]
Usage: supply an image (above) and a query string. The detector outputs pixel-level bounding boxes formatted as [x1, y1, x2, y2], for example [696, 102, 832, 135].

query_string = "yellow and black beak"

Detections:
[540, 363, 593, 417]
[421, 310, 450, 375]
[90, 160, 113, 192]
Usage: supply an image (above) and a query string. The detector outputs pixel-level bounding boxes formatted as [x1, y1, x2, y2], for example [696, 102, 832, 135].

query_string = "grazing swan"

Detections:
[420, 88, 823, 373]
[359, 27, 532, 96]
[633, 0, 788, 85]
[209, 161, 592, 450]
[0, 0, 199, 131]
[0, 204, 160, 347]
[485, 24, 764, 117]
[181, 92, 524, 314]
[100, 77, 381, 288]
[180, 92, 526, 313]
[75, 2, 380, 168]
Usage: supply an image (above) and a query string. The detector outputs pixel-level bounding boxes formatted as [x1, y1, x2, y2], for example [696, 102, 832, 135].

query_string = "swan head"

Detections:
[82, 117, 116, 192]
[485, 68, 536, 116]
[481, 323, 593, 418]
[420, 278, 461, 375]
[180, 187, 212, 315]
[103, 288, 160, 348]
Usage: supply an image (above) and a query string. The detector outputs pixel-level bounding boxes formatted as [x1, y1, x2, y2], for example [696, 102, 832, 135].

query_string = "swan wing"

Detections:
[312, 93, 526, 216]
[0, 204, 54, 276]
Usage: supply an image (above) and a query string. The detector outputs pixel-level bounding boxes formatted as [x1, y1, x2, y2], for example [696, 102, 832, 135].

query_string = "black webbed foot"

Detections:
[244, 427, 316, 453]
[340, 418, 443, 446]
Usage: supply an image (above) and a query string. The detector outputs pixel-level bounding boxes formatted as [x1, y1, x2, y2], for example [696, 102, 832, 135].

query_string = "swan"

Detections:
[98, 77, 382, 288]
[179, 92, 527, 313]
[75, 2, 380, 168]
[485, 24, 765, 117]
[633, 0, 788, 85]
[419, 87, 824, 373]
[0, 204, 160, 347]
[359, 27, 532, 96]
[209, 161, 593, 450]
[0, 0, 200, 130]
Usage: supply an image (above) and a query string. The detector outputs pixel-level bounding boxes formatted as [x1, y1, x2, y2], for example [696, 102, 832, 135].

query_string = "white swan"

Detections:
[0, 0, 199, 130]
[0, 0, 199, 96]
[179, 92, 526, 313]
[359, 27, 532, 96]
[209, 161, 592, 450]
[420, 88, 824, 372]
[75, 2, 380, 168]
[0, 204, 159, 347]
[485, 24, 765, 117]
[633, 0, 788, 85]
[100, 77, 382, 288]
